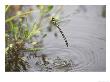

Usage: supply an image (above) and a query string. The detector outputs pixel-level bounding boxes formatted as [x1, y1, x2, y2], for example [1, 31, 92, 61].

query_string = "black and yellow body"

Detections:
[50, 17, 68, 47]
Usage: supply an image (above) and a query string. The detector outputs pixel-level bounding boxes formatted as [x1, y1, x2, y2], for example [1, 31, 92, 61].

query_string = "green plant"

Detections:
[5, 5, 67, 72]
[5, 5, 54, 72]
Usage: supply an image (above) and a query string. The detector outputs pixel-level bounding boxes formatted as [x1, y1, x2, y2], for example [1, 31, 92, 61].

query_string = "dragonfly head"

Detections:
[52, 17, 55, 21]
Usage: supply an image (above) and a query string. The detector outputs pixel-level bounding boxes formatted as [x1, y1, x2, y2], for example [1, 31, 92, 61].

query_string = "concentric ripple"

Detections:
[40, 39, 105, 72]
[42, 30, 106, 72]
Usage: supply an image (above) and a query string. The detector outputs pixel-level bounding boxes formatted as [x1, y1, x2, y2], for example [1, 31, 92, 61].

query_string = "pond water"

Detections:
[26, 5, 106, 72]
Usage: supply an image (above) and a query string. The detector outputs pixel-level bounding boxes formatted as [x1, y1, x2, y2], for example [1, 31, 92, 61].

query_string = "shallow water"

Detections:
[26, 5, 106, 72]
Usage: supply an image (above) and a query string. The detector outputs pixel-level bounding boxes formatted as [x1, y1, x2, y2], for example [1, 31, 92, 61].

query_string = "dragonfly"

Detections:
[46, 6, 80, 47]
[50, 17, 69, 47]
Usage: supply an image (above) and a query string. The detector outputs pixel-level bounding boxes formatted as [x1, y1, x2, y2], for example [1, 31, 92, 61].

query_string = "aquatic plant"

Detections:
[5, 5, 54, 71]
[5, 5, 70, 72]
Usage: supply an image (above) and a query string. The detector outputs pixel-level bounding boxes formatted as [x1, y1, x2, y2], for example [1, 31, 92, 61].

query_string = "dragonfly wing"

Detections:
[58, 19, 71, 27]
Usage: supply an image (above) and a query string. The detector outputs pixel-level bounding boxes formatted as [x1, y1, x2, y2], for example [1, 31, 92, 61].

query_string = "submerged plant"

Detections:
[35, 56, 73, 72]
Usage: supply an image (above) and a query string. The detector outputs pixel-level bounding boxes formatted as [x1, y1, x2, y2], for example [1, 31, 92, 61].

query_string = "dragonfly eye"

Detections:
[57, 25, 59, 27]
[52, 17, 55, 21]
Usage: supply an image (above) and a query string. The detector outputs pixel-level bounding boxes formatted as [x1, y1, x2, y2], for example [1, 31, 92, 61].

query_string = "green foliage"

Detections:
[37, 5, 53, 17]
[5, 40, 29, 71]
[5, 5, 48, 72]
[5, 10, 33, 23]
[44, 5, 53, 13]
[5, 5, 10, 13]
[5, 5, 64, 72]
[37, 5, 53, 13]
[27, 23, 40, 40]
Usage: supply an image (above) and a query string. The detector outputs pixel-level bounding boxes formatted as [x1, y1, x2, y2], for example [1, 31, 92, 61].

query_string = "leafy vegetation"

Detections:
[5, 5, 54, 72]
[5, 5, 72, 72]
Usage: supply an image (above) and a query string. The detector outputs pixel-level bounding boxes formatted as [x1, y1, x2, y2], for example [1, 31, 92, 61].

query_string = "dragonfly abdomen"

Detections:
[56, 26, 68, 47]
[51, 17, 69, 47]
